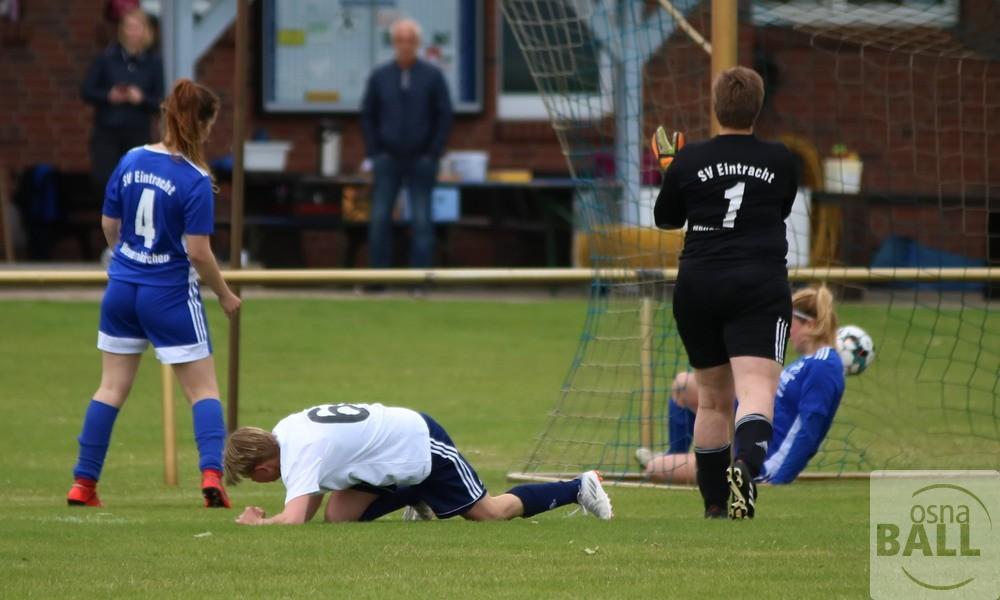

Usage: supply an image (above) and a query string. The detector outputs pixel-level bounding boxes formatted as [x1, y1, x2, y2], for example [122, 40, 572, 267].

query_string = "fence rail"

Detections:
[0, 267, 996, 287]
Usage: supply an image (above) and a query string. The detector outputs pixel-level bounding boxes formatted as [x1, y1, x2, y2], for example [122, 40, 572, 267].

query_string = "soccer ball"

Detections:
[836, 325, 875, 376]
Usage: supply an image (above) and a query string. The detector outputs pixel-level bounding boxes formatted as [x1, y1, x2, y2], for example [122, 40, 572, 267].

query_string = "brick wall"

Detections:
[1, 0, 996, 263]
[753, 27, 1000, 201]
[634, 3, 997, 261]
[183, 0, 569, 177]
[0, 0, 567, 178]
[749, 21, 999, 260]
[3, 2, 997, 182]
[0, 0, 108, 171]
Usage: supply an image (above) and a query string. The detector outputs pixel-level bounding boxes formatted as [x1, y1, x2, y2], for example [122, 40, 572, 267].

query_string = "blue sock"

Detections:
[191, 399, 226, 472]
[506, 480, 581, 518]
[73, 400, 120, 481]
[668, 397, 696, 454]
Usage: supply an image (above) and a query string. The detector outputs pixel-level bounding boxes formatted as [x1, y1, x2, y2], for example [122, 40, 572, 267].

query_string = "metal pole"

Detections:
[227, 0, 249, 433]
[710, 0, 738, 136]
[0, 267, 998, 286]
[613, 1, 642, 224]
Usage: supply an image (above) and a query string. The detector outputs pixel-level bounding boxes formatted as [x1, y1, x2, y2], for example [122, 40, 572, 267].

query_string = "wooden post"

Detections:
[710, 0, 739, 135]
[227, 0, 249, 433]
[639, 296, 655, 450]
[0, 167, 13, 263]
[162, 364, 178, 486]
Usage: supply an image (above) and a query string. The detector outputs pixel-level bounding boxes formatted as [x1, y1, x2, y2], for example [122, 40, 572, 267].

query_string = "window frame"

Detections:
[495, 3, 612, 121]
[752, 0, 959, 28]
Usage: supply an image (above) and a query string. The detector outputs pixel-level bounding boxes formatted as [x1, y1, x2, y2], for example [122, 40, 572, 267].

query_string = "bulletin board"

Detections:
[261, 0, 482, 113]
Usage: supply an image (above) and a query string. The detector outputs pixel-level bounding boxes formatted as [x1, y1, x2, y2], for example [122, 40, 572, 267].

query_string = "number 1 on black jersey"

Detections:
[722, 181, 745, 229]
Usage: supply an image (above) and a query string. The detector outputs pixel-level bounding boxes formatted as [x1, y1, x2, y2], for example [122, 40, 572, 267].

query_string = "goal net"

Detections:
[501, 0, 999, 484]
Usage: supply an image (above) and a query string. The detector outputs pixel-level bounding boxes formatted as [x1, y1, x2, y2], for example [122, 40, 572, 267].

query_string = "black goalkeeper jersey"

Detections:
[654, 134, 799, 270]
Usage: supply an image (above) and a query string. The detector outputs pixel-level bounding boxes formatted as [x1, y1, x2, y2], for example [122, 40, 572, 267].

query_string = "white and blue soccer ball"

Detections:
[836, 325, 875, 376]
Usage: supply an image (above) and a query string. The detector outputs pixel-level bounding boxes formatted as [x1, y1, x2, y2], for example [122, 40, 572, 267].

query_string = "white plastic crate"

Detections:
[244, 141, 291, 172]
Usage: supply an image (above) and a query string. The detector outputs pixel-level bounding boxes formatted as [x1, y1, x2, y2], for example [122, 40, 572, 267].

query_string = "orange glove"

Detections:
[650, 126, 685, 171]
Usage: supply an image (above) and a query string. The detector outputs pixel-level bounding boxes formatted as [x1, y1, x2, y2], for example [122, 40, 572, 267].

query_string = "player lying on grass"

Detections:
[636, 285, 846, 487]
[67, 79, 240, 509]
[224, 403, 613, 524]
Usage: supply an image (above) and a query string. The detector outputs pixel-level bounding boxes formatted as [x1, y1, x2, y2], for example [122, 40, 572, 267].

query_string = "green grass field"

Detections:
[0, 296, 909, 598]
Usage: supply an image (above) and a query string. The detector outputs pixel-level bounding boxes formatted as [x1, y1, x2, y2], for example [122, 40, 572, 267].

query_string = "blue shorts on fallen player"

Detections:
[97, 278, 212, 364]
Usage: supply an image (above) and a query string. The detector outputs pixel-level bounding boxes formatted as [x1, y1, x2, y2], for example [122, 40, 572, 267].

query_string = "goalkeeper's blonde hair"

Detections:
[792, 284, 838, 348]
[224, 427, 279, 485]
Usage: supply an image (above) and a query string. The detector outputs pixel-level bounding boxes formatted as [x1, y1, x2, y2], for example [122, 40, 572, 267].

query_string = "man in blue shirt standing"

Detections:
[361, 19, 453, 269]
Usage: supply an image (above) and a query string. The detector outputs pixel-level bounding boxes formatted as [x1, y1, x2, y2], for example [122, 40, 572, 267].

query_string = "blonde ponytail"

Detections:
[792, 284, 838, 348]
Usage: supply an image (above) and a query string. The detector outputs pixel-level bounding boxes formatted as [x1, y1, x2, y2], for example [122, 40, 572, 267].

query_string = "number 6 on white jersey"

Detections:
[722, 181, 745, 229]
[135, 187, 157, 248]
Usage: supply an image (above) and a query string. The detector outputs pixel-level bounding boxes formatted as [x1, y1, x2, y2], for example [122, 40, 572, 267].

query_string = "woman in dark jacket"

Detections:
[81, 8, 164, 198]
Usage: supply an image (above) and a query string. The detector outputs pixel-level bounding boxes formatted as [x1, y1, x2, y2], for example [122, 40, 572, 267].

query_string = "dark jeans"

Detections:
[90, 125, 151, 197]
[368, 154, 438, 268]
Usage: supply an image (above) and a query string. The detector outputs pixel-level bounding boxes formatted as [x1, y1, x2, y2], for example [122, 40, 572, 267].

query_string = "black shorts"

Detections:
[672, 265, 792, 369]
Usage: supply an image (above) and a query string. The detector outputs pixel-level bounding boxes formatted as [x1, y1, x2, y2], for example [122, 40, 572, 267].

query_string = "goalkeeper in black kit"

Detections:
[652, 66, 799, 519]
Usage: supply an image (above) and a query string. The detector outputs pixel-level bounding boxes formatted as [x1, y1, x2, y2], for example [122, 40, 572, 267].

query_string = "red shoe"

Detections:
[67, 478, 103, 507]
[201, 469, 231, 508]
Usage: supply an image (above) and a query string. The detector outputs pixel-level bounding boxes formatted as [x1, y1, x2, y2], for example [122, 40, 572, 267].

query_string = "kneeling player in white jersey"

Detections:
[225, 403, 613, 524]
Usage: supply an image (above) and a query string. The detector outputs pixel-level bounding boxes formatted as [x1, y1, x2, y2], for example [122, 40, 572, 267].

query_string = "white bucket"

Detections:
[446, 151, 489, 182]
[244, 141, 292, 172]
[319, 131, 341, 176]
[785, 187, 811, 268]
[823, 158, 863, 194]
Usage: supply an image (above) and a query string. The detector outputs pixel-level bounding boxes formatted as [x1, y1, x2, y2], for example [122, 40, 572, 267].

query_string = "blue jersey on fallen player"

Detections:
[640, 286, 853, 491]
[68, 79, 240, 511]
[103, 146, 214, 287]
[760, 346, 844, 483]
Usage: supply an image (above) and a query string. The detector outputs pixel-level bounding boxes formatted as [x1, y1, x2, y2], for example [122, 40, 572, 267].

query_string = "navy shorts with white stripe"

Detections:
[414, 413, 488, 518]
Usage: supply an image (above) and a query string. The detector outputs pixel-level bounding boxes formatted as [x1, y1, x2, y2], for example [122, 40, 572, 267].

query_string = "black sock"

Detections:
[694, 443, 731, 511]
[734, 413, 773, 478]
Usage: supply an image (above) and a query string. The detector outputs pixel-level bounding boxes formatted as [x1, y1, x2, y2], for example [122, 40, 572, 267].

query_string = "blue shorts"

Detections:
[414, 413, 487, 518]
[97, 279, 212, 364]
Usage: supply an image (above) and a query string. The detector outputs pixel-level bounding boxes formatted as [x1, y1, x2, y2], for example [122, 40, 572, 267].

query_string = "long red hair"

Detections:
[161, 79, 220, 185]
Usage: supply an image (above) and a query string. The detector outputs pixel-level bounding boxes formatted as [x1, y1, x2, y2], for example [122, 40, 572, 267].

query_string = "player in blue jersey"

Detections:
[637, 285, 846, 491]
[66, 79, 240, 509]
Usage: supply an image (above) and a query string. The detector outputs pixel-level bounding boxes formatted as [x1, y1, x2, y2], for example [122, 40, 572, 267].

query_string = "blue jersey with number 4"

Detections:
[102, 146, 214, 287]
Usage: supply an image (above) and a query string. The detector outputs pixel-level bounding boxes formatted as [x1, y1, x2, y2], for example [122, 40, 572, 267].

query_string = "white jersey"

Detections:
[272, 403, 432, 504]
